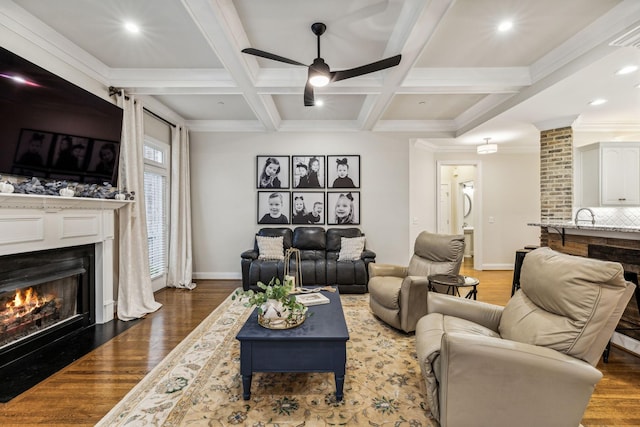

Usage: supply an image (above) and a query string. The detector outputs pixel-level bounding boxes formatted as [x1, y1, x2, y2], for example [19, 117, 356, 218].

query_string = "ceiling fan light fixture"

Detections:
[308, 58, 330, 87]
[477, 137, 497, 154]
[309, 74, 329, 87]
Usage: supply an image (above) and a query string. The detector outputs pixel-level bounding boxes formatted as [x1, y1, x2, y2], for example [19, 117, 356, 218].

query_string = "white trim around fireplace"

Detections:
[0, 194, 132, 324]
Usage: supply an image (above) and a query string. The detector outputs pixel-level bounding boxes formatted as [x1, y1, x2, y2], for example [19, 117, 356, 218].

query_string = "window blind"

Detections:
[144, 170, 167, 279]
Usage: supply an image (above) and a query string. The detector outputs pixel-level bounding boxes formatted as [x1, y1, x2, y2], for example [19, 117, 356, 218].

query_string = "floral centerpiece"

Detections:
[232, 277, 308, 329]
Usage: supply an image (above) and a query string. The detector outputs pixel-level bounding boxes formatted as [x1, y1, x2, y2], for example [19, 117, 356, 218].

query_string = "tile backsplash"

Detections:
[580, 207, 640, 227]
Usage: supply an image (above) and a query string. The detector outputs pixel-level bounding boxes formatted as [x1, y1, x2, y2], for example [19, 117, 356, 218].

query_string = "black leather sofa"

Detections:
[240, 227, 376, 294]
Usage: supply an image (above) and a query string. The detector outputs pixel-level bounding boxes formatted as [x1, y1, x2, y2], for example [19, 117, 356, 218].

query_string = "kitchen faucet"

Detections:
[574, 207, 596, 225]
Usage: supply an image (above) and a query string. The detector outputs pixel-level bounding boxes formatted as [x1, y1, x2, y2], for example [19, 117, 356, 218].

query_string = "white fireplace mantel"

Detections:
[0, 193, 132, 324]
[0, 193, 131, 211]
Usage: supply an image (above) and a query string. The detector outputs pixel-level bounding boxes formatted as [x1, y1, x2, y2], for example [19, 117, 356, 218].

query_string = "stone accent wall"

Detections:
[539, 126, 573, 246]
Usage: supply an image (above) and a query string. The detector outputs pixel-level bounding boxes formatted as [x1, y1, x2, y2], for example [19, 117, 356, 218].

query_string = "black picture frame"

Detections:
[257, 155, 290, 189]
[51, 134, 91, 172]
[327, 155, 360, 189]
[86, 139, 119, 180]
[257, 191, 290, 224]
[327, 191, 360, 225]
[13, 129, 54, 170]
[291, 191, 325, 225]
[291, 155, 325, 189]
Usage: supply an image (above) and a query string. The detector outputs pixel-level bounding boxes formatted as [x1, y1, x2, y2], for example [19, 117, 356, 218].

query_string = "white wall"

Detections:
[409, 145, 541, 270]
[190, 131, 411, 278]
[191, 133, 541, 277]
[409, 141, 436, 254]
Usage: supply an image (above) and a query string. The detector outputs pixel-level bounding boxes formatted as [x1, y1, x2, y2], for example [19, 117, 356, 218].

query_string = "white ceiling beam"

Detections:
[185, 120, 265, 132]
[403, 67, 531, 89]
[108, 68, 236, 88]
[181, 0, 280, 131]
[456, 0, 640, 137]
[373, 119, 457, 135]
[359, 0, 455, 130]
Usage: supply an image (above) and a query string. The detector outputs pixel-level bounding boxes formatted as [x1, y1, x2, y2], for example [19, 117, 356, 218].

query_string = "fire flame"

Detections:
[5, 287, 49, 317]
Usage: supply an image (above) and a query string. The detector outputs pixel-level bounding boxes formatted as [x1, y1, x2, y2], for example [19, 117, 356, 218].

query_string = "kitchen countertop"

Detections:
[528, 222, 640, 233]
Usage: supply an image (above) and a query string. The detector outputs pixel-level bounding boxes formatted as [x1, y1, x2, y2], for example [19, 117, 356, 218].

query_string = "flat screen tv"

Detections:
[0, 46, 123, 187]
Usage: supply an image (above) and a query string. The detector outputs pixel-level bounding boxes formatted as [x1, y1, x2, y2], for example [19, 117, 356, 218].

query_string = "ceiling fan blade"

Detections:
[330, 54, 401, 82]
[241, 48, 307, 67]
[304, 81, 315, 106]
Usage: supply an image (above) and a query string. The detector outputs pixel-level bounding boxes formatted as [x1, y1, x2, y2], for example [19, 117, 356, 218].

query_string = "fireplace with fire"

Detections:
[0, 245, 94, 368]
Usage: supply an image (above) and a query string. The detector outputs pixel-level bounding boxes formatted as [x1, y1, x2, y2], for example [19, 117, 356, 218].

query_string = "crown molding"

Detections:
[108, 68, 235, 90]
[573, 120, 640, 133]
[0, 1, 109, 83]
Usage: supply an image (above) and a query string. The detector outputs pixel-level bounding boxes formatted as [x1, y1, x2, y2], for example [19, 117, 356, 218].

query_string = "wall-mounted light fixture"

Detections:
[477, 137, 497, 154]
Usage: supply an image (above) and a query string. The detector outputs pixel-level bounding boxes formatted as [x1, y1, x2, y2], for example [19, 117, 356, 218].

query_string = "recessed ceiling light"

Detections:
[589, 98, 607, 106]
[315, 99, 324, 107]
[124, 21, 140, 34]
[418, 101, 426, 105]
[616, 65, 638, 75]
[497, 20, 513, 32]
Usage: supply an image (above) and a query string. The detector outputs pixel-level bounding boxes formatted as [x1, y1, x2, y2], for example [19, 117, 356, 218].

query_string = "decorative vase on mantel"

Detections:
[233, 277, 307, 330]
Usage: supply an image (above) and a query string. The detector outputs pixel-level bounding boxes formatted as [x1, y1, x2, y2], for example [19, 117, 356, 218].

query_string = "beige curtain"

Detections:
[116, 95, 162, 320]
[167, 125, 196, 289]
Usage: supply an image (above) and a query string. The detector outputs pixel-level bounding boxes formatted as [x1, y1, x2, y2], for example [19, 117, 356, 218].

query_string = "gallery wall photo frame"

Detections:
[327, 191, 360, 225]
[256, 155, 290, 189]
[291, 155, 325, 189]
[257, 191, 291, 224]
[327, 155, 360, 189]
[291, 191, 325, 225]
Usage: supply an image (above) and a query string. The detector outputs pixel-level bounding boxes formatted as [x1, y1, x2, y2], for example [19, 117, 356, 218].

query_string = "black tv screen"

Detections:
[0, 46, 123, 187]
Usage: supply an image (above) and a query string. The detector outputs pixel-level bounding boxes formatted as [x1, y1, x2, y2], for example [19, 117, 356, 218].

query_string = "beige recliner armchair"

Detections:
[368, 231, 465, 333]
[415, 247, 636, 427]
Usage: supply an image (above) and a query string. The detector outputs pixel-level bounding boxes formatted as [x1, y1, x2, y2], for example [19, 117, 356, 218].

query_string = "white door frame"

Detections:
[436, 160, 483, 270]
[438, 183, 451, 234]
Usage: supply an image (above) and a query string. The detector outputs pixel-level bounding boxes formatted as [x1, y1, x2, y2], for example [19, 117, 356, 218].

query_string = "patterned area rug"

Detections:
[97, 291, 437, 426]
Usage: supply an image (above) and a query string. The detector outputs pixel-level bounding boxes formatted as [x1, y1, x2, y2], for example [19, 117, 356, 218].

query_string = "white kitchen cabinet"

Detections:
[601, 145, 640, 205]
[575, 142, 640, 207]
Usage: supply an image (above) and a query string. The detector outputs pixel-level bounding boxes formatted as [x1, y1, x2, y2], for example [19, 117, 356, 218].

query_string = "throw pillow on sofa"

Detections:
[256, 235, 284, 260]
[338, 236, 365, 261]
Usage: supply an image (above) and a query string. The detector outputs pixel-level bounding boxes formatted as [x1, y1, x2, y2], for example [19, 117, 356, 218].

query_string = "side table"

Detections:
[428, 274, 480, 300]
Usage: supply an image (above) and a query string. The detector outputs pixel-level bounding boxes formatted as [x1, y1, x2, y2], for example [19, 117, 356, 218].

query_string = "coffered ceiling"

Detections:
[3, 0, 640, 150]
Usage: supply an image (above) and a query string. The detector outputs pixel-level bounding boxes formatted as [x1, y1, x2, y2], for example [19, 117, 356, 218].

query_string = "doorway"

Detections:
[437, 161, 481, 270]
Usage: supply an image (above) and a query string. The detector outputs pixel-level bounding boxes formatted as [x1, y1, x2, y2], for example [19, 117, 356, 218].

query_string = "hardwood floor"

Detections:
[0, 265, 638, 426]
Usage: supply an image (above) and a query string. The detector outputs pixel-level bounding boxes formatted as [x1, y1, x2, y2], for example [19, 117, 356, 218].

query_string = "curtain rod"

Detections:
[109, 86, 177, 128]
[143, 107, 177, 128]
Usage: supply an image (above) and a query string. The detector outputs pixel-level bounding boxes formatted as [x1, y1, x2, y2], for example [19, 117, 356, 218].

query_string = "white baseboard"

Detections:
[612, 332, 640, 357]
[193, 272, 242, 280]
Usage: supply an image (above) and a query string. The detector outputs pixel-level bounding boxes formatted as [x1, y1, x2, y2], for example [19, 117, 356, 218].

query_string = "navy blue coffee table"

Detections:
[236, 290, 349, 401]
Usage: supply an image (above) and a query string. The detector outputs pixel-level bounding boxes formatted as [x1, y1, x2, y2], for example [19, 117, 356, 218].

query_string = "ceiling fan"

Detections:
[242, 22, 401, 106]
